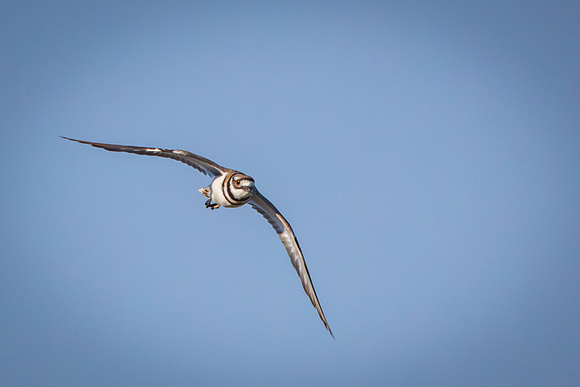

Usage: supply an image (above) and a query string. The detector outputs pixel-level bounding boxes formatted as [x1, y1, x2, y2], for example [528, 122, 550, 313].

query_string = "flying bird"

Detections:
[62, 136, 333, 338]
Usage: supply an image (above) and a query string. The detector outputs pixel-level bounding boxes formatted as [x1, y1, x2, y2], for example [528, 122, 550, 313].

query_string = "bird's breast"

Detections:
[210, 173, 249, 208]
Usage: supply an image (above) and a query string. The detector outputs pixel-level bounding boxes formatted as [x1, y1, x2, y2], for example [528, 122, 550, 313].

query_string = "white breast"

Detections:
[209, 175, 231, 207]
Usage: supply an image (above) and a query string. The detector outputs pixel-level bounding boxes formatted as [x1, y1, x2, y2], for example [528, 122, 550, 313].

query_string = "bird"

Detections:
[61, 136, 333, 338]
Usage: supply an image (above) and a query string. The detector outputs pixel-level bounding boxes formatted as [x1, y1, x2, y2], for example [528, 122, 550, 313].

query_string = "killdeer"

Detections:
[62, 137, 333, 338]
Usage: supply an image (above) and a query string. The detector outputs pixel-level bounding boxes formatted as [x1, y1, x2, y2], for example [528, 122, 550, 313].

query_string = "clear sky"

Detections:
[2, 1, 579, 386]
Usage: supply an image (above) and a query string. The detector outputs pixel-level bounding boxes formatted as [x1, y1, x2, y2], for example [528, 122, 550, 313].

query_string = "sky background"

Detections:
[1, 1, 579, 386]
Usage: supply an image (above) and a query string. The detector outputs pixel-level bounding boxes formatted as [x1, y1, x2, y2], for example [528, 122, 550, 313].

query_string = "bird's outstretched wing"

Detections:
[61, 137, 227, 177]
[249, 191, 333, 338]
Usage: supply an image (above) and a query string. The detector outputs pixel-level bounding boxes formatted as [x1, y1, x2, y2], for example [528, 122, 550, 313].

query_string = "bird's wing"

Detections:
[248, 191, 333, 338]
[61, 137, 227, 177]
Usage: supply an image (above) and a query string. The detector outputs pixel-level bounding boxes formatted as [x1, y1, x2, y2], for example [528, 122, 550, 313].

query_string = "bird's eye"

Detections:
[235, 179, 241, 186]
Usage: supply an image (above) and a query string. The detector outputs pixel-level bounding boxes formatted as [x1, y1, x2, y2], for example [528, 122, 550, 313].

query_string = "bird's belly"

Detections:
[209, 175, 229, 206]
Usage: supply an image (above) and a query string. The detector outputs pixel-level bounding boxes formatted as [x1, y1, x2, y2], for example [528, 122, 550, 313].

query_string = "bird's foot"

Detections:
[205, 199, 220, 210]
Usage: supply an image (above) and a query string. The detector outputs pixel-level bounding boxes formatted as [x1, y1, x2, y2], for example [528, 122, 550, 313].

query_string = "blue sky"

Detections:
[1, 1, 579, 385]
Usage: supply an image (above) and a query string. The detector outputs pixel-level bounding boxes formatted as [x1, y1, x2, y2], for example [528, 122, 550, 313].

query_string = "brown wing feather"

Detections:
[61, 137, 227, 177]
[249, 191, 334, 338]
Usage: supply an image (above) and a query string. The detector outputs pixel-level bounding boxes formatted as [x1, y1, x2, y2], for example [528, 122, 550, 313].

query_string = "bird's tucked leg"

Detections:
[199, 186, 220, 210]
[205, 199, 220, 210]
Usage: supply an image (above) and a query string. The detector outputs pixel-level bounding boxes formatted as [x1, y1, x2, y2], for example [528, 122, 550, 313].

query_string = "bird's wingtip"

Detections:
[328, 327, 335, 340]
